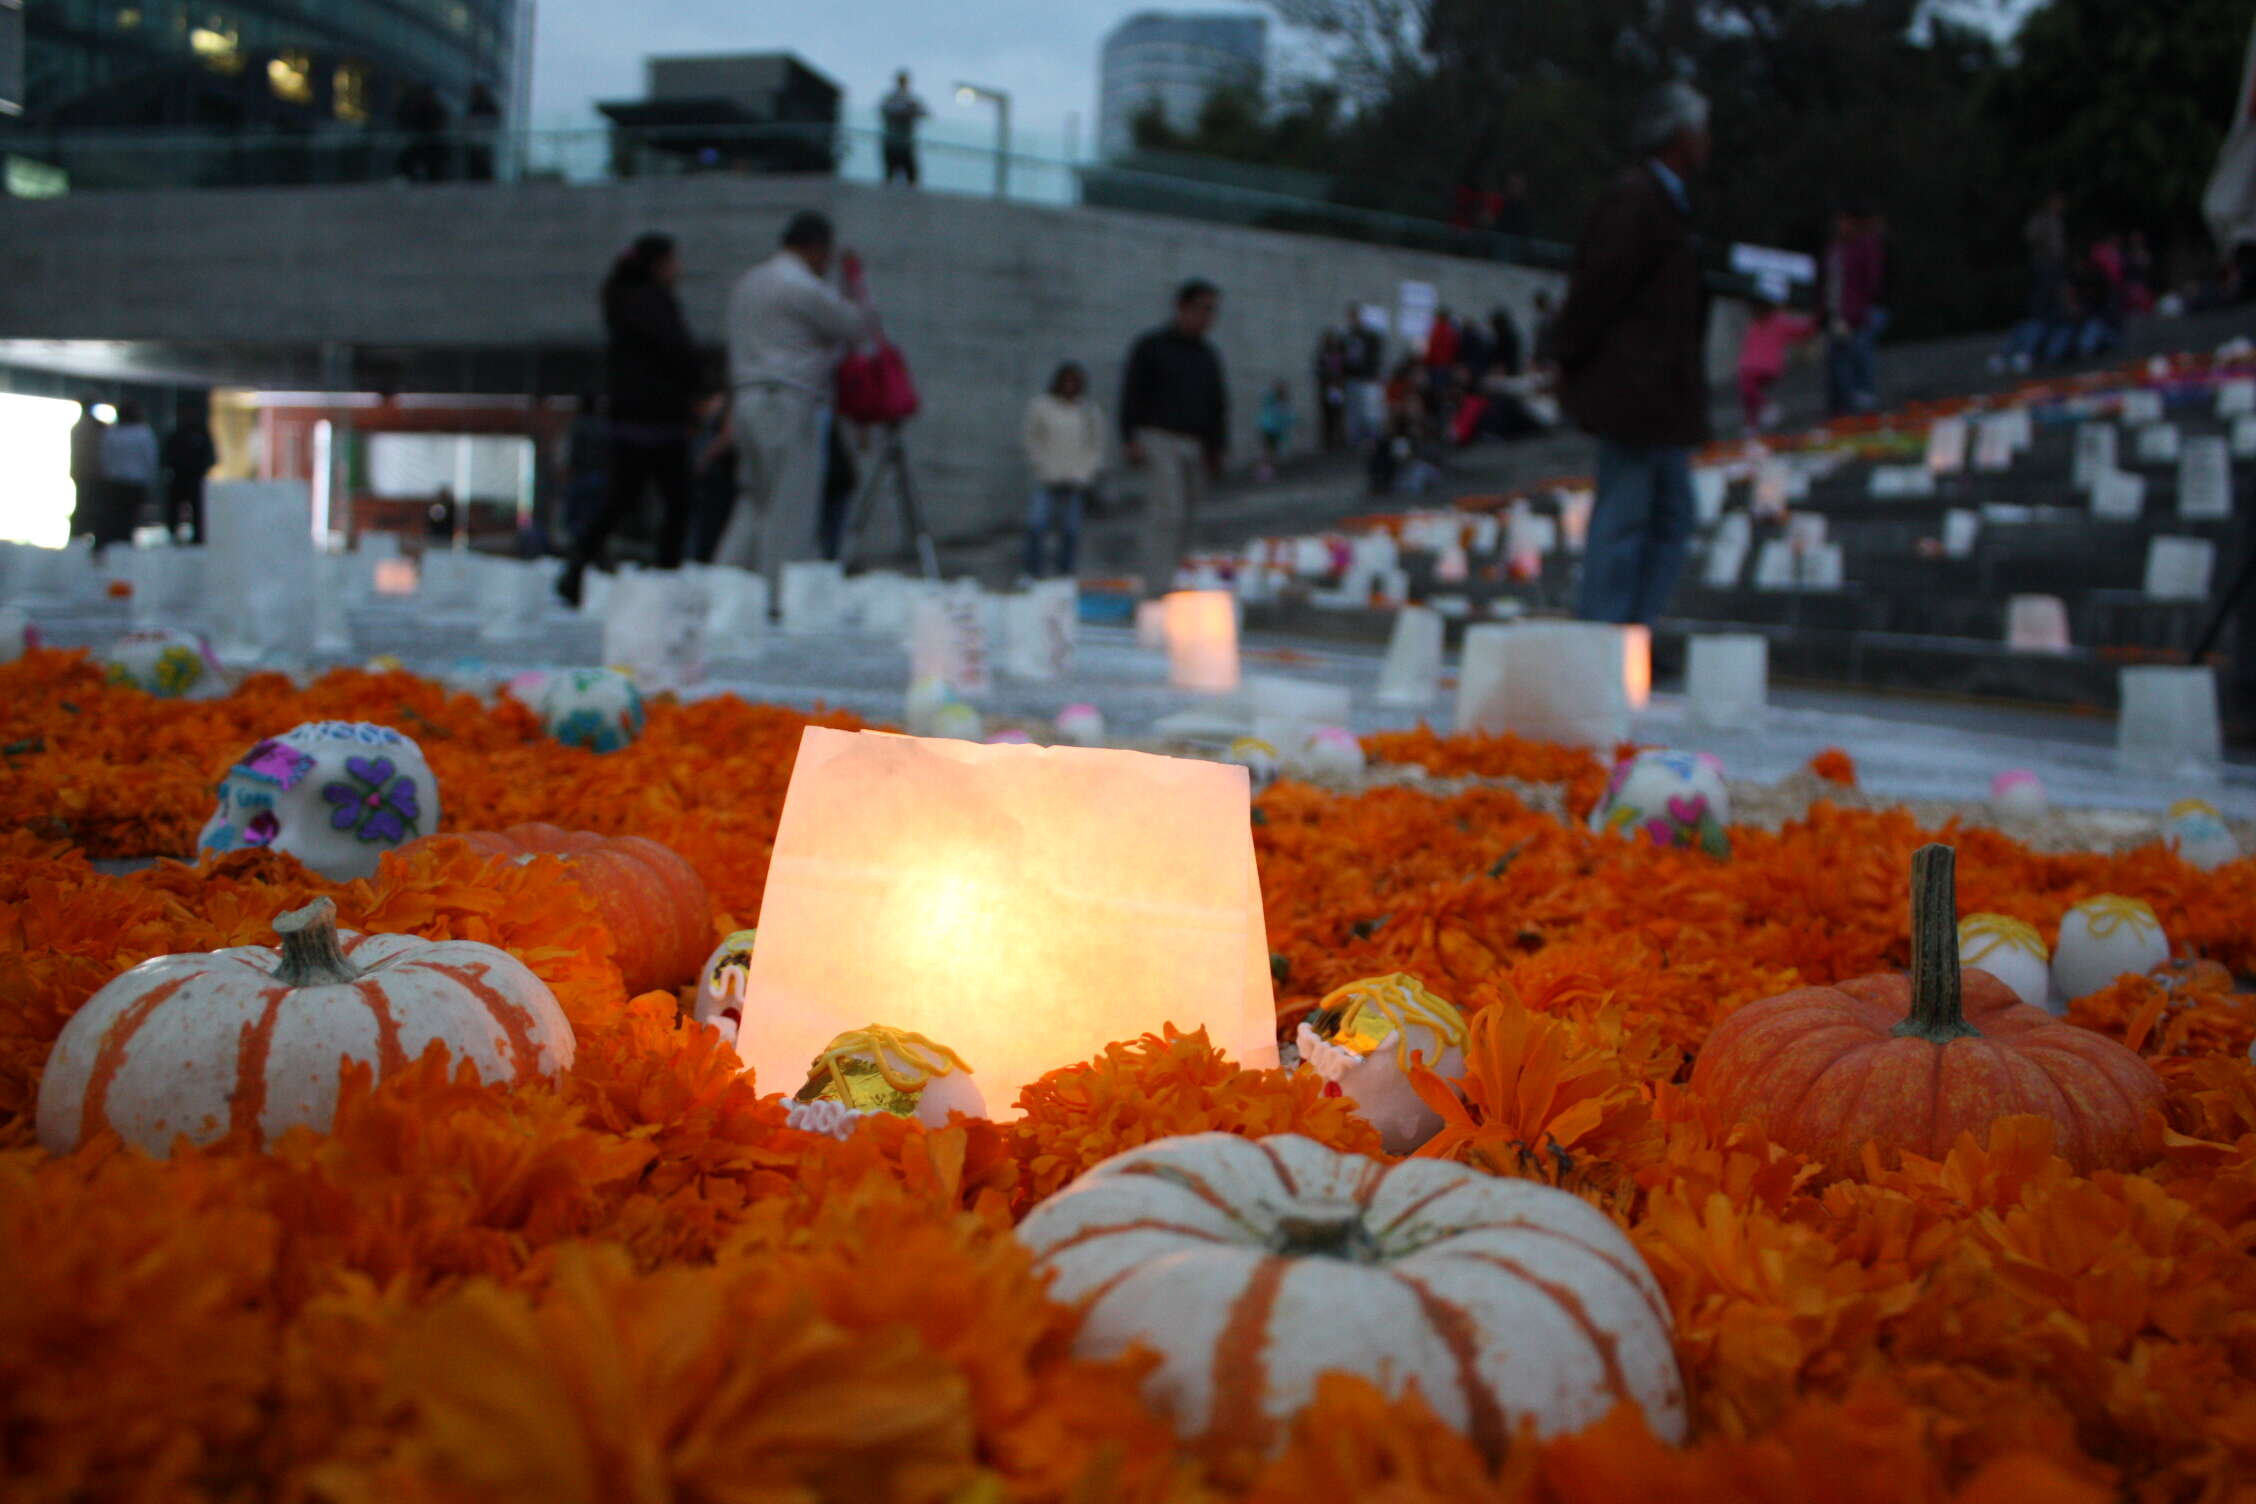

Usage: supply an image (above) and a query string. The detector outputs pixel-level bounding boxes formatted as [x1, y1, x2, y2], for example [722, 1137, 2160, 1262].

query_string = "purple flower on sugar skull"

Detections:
[321, 756, 422, 844]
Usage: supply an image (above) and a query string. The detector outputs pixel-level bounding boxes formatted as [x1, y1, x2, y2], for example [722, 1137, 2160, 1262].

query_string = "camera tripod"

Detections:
[837, 424, 940, 579]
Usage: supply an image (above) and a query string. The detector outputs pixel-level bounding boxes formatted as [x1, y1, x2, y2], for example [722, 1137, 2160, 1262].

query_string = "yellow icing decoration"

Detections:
[702, 928, 759, 1003]
[1307, 974, 1467, 1069]
[796, 1025, 972, 1115]
[1957, 914, 2046, 964]
[2071, 895, 2160, 940]
[2168, 798, 2221, 821]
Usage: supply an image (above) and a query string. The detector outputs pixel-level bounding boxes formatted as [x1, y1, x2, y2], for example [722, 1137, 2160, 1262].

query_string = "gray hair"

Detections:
[1633, 81, 1709, 155]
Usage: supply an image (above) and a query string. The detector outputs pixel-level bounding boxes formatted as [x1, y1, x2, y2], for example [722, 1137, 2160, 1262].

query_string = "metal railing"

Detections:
[2, 118, 1591, 275]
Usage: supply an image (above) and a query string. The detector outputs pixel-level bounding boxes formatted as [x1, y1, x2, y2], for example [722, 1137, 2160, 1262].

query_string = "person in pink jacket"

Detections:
[1737, 298, 1819, 433]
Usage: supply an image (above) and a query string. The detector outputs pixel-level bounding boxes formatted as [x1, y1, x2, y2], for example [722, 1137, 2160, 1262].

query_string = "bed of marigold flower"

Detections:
[2, 647, 2254, 1501]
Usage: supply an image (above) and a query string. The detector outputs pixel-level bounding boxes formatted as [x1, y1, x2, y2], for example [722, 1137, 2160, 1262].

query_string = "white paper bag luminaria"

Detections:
[1163, 590, 1239, 692]
[2005, 595, 2072, 653]
[601, 572, 707, 692]
[735, 728, 1279, 1114]
[2143, 536, 2215, 602]
[1685, 633, 1767, 732]
[2117, 666, 2223, 778]
[2178, 437, 2233, 521]
[1455, 621, 1632, 748]
[1376, 604, 1446, 708]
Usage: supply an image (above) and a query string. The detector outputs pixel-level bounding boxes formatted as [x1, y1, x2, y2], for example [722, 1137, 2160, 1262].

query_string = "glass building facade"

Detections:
[12, 0, 515, 159]
[1096, 11, 1266, 161]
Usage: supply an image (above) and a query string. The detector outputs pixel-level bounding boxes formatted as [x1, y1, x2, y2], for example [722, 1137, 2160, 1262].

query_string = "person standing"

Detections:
[1020, 361, 1105, 579]
[1823, 207, 1885, 414]
[161, 407, 216, 544]
[880, 71, 928, 186]
[97, 400, 159, 554]
[558, 233, 703, 606]
[718, 211, 873, 596]
[1341, 305, 1383, 448]
[1119, 279, 1227, 597]
[1256, 379, 1297, 481]
[1549, 82, 1712, 627]
[69, 396, 107, 542]
[1312, 331, 1348, 451]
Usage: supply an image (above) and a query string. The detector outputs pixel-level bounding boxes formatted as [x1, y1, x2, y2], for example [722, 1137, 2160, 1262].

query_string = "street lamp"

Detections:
[954, 82, 1010, 199]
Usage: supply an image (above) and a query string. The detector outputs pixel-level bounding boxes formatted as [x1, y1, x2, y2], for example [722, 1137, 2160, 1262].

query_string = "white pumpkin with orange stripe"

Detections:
[1016, 1132, 1685, 1457]
[35, 897, 574, 1157]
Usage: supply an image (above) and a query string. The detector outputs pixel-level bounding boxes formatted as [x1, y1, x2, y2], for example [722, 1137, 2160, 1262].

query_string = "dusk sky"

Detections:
[526, 0, 1277, 160]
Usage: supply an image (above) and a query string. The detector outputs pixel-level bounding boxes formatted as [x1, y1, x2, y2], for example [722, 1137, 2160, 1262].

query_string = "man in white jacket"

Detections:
[1020, 361, 1105, 578]
[718, 211, 872, 596]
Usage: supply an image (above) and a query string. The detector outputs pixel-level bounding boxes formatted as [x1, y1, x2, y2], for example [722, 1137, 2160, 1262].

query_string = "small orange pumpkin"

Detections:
[1691, 844, 2164, 1176]
[407, 823, 711, 995]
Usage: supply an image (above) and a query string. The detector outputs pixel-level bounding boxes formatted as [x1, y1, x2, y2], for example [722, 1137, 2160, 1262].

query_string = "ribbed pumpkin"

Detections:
[1692, 844, 2166, 1176]
[410, 823, 711, 995]
[1016, 1131, 1685, 1459]
[36, 898, 575, 1156]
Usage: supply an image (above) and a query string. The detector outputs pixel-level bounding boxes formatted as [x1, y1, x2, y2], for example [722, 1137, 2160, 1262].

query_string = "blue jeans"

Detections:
[1576, 440, 1696, 625]
[1025, 482, 1086, 578]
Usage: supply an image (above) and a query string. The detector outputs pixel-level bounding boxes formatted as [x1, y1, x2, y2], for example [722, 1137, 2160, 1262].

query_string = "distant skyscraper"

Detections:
[1097, 11, 1267, 160]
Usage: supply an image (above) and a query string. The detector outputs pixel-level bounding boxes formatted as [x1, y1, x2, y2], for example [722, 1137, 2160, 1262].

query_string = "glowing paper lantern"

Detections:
[1163, 589, 1239, 692]
[1685, 633, 1766, 732]
[1622, 624, 1652, 711]
[735, 728, 1278, 1113]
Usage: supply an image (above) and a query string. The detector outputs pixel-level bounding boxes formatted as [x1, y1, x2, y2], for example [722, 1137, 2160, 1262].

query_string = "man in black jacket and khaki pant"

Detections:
[1550, 82, 1713, 626]
[1120, 280, 1227, 597]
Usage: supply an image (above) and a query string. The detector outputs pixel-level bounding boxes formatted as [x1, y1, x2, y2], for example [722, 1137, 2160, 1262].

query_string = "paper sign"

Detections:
[1751, 539, 1797, 590]
[1869, 465, 1936, 499]
[1973, 416, 2017, 472]
[2144, 536, 2216, 601]
[2073, 424, 2117, 490]
[2091, 469, 2145, 521]
[2179, 438, 2232, 521]
[2135, 423, 2181, 465]
[1943, 509, 1980, 559]
[1926, 417, 1969, 475]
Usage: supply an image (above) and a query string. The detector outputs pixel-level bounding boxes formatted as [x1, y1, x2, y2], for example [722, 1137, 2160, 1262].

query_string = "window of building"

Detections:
[267, 48, 311, 103]
[189, 15, 241, 73]
[333, 61, 366, 121]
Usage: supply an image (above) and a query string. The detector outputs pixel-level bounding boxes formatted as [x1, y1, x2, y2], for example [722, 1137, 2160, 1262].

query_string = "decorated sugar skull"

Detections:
[2164, 798, 2238, 872]
[1958, 913, 2053, 1013]
[693, 928, 758, 1039]
[1295, 974, 1468, 1155]
[1990, 769, 2047, 821]
[1302, 726, 1366, 777]
[101, 627, 220, 700]
[1055, 703, 1106, 745]
[905, 675, 975, 738]
[1226, 736, 1281, 791]
[2052, 895, 2169, 1002]
[787, 1025, 986, 1135]
[198, 721, 439, 881]
[1592, 748, 1731, 858]
[540, 667, 645, 753]
[0, 605, 37, 664]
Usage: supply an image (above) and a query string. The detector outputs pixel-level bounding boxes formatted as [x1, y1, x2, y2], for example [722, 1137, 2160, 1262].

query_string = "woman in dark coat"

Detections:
[559, 232, 704, 606]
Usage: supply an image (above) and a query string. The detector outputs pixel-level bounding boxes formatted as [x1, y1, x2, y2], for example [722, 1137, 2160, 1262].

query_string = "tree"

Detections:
[1987, 0, 2252, 265]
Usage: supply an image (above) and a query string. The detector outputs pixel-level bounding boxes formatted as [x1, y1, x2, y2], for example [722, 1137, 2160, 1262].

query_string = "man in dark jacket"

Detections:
[69, 396, 107, 542]
[161, 410, 217, 544]
[1120, 279, 1226, 596]
[1551, 82, 1712, 625]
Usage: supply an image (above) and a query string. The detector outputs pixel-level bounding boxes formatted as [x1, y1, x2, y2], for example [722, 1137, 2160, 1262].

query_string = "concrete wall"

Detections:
[0, 177, 1581, 542]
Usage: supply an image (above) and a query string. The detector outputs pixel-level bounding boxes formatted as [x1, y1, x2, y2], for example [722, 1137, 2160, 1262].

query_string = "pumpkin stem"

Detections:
[1271, 1211, 1381, 1263]
[1893, 844, 1980, 1044]
[271, 898, 361, 988]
